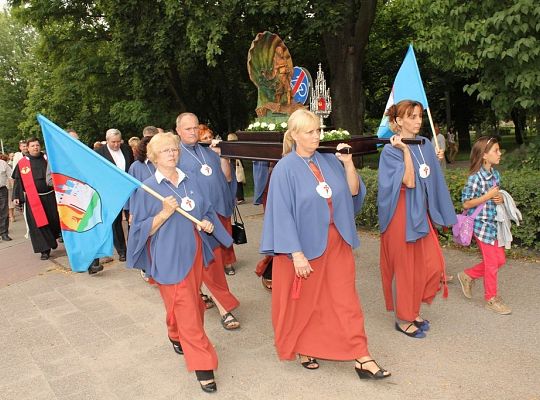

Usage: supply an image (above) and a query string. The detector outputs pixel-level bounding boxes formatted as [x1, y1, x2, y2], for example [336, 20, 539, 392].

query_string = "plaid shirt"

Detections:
[461, 167, 500, 245]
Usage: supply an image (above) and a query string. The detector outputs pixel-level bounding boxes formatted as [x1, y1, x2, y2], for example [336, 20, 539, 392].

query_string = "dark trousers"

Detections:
[0, 186, 8, 235]
[236, 182, 244, 201]
[112, 211, 126, 255]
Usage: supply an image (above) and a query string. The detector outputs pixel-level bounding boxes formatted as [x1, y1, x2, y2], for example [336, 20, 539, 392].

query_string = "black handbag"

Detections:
[231, 205, 247, 244]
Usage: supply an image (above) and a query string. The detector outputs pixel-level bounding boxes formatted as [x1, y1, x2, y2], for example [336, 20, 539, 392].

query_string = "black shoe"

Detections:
[355, 359, 391, 380]
[395, 322, 426, 338]
[195, 370, 216, 393]
[40, 250, 50, 260]
[169, 338, 184, 355]
[118, 252, 126, 262]
[1, 234, 12, 241]
[88, 263, 104, 275]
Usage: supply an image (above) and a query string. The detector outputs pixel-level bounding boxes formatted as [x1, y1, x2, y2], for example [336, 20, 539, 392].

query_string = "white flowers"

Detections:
[319, 128, 351, 142]
[246, 120, 287, 131]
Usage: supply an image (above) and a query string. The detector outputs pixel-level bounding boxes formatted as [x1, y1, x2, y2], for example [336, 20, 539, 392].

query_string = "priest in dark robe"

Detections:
[260, 109, 391, 380]
[12, 137, 61, 260]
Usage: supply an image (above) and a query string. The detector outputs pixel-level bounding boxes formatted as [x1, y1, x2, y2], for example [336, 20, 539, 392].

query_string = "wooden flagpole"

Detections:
[140, 183, 203, 226]
[426, 107, 441, 153]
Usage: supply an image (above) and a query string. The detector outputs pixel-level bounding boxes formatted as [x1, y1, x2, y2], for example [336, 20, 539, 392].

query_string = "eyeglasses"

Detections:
[159, 148, 179, 154]
[19, 140, 27, 144]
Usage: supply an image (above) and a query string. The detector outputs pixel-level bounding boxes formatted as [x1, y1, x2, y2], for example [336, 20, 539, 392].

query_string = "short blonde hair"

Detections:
[282, 109, 319, 155]
[128, 136, 141, 147]
[146, 132, 180, 164]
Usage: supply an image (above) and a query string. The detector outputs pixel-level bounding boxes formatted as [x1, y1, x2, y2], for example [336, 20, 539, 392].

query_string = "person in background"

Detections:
[227, 133, 245, 204]
[12, 138, 62, 260]
[431, 124, 446, 169]
[142, 126, 159, 137]
[128, 136, 141, 158]
[12, 139, 28, 168]
[0, 154, 13, 241]
[261, 109, 391, 380]
[95, 129, 134, 262]
[446, 127, 459, 163]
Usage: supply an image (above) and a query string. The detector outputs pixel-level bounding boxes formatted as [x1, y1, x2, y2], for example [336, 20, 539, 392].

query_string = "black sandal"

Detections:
[195, 370, 217, 393]
[395, 322, 426, 338]
[300, 355, 319, 370]
[200, 293, 215, 309]
[168, 337, 183, 355]
[224, 265, 236, 275]
[221, 312, 240, 330]
[355, 359, 391, 380]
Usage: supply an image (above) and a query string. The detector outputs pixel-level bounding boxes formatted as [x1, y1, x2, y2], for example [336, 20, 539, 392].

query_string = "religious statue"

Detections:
[247, 31, 304, 117]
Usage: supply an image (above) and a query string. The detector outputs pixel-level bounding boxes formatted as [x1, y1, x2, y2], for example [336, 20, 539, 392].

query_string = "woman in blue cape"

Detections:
[377, 100, 457, 339]
[260, 109, 390, 380]
[127, 132, 232, 393]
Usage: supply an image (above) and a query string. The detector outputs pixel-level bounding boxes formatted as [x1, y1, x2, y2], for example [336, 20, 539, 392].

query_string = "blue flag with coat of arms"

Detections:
[38, 114, 141, 272]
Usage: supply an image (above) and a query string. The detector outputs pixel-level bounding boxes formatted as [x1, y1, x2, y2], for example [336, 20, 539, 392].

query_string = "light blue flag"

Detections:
[38, 114, 141, 272]
[377, 44, 429, 139]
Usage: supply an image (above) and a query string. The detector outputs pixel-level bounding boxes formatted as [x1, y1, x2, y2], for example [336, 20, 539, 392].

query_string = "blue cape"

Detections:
[127, 172, 232, 284]
[177, 144, 235, 217]
[377, 141, 457, 242]
[260, 152, 366, 260]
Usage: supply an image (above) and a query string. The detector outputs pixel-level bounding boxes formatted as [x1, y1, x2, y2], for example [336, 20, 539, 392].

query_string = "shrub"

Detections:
[356, 167, 540, 252]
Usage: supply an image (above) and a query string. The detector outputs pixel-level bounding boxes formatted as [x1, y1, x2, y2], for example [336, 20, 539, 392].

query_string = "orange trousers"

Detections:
[202, 245, 239, 312]
[158, 236, 218, 372]
[217, 214, 236, 265]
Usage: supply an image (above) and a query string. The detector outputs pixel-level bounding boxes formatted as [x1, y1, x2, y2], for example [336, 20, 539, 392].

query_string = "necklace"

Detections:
[163, 175, 196, 212]
[181, 143, 212, 176]
[408, 144, 430, 178]
[296, 152, 332, 198]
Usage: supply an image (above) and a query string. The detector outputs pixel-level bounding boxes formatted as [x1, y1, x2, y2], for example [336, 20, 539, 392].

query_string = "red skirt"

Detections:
[158, 234, 218, 371]
[218, 214, 237, 265]
[380, 187, 447, 322]
[272, 224, 369, 361]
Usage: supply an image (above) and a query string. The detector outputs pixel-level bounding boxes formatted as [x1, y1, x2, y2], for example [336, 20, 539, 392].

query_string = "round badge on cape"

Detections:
[418, 163, 431, 179]
[180, 196, 195, 211]
[200, 164, 213, 176]
[316, 182, 332, 198]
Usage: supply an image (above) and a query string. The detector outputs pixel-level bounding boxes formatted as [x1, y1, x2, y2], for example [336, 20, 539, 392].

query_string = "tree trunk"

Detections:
[510, 108, 525, 145]
[444, 89, 452, 129]
[322, 0, 377, 135]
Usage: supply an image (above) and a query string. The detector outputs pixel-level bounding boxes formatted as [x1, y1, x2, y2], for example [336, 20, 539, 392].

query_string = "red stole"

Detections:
[18, 157, 49, 227]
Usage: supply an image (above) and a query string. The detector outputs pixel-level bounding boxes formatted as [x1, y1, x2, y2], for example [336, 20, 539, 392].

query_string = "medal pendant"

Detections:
[419, 163, 430, 179]
[180, 196, 195, 211]
[200, 164, 213, 176]
[316, 182, 332, 198]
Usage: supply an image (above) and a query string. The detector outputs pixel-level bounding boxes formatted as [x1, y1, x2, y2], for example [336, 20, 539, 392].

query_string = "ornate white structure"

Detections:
[310, 63, 332, 134]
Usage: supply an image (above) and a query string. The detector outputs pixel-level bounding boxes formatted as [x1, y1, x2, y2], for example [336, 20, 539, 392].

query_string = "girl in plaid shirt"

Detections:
[457, 137, 510, 314]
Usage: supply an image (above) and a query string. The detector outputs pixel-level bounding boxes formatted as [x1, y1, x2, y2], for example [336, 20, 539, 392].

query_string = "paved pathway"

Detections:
[0, 202, 539, 399]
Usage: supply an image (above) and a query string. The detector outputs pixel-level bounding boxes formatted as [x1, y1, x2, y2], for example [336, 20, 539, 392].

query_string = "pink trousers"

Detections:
[465, 238, 506, 300]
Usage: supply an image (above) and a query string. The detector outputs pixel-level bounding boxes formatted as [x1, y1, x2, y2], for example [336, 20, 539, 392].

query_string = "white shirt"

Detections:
[0, 160, 12, 188]
[155, 168, 186, 188]
[107, 145, 126, 171]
